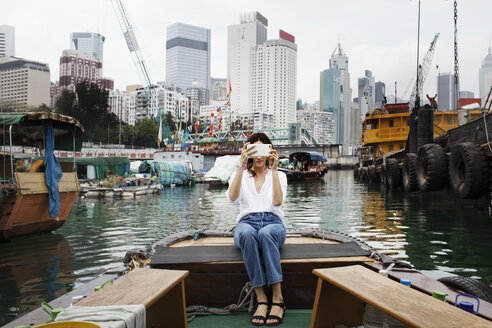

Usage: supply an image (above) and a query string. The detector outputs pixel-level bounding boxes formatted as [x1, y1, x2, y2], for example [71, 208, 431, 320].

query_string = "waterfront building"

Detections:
[109, 89, 135, 125]
[375, 81, 386, 107]
[52, 49, 114, 105]
[320, 43, 352, 145]
[358, 70, 375, 119]
[350, 100, 361, 146]
[0, 56, 50, 108]
[250, 34, 297, 129]
[479, 46, 492, 105]
[186, 81, 209, 106]
[70, 32, 105, 61]
[459, 90, 474, 99]
[0, 25, 15, 57]
[211, 78, 227, 101]
[437, 73, 456, 110]
[297, 109, 334, 145]
[227, 11, 268, 114]
[166, 23, 211, 92]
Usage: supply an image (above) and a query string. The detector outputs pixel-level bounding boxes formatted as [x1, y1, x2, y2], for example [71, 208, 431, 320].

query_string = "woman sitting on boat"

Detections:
[226, 133, 288, 326]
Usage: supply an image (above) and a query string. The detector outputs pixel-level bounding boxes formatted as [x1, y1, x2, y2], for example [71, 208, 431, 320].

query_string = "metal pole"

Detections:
[395, 81, 397, 104]
[9, 125, 13, 180]
[415, 0, 421, 111]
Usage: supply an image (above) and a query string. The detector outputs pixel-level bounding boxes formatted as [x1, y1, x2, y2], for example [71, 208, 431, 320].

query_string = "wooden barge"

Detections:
[5, 229, 492, 327]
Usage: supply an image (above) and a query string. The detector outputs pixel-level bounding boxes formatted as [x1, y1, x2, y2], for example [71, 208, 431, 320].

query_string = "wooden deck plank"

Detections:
[77, 268, 188, 308]
[16, 172, 79, 194]
[170, 236, 338, 247]
[311, 265, 491, 328]
[77, 268, 189, 328]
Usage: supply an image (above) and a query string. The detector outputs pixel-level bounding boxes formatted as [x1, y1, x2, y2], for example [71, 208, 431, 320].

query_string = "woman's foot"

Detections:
[251, 302, 269, 326]
[266, 303, 286, 326]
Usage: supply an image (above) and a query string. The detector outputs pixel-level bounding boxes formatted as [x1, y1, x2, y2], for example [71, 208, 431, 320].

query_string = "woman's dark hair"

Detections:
[245, 133, 273, 177]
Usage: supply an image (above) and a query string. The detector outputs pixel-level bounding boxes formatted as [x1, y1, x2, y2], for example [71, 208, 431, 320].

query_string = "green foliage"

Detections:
[55, 81, 121, 143]
[135, 118, 158, 147]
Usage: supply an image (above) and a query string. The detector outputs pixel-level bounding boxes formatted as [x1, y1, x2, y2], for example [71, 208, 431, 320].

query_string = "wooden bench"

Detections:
[77, 268, 189, 328]
[310, 265, 491, 328]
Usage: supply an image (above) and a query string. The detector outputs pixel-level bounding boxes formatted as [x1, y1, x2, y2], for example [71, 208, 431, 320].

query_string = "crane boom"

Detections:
[409, 33, 440, 110]
[112, 0, 159, 119]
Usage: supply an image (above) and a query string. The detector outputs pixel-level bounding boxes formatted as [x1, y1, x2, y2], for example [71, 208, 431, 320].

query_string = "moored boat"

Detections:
[0, 112, 83, 240]
[5, 229, 492, 327]
[281, 152, 327, 182]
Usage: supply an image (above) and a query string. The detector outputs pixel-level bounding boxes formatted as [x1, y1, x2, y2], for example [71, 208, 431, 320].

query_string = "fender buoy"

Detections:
[403, 153, 418, 192]
[449, 142, 489, 199]
[417, 144, 447, 191]
[385, 158, 402, 189]
[438, 276, 492, 303]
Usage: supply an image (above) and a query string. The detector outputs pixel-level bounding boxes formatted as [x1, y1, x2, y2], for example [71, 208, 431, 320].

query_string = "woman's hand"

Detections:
[268, 149, 279, 170]
[240, 142, 256, 167]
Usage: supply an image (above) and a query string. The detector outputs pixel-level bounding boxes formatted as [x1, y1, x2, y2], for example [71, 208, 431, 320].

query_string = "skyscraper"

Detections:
[166, 23, 211, 92]
[375, 81, 386, 107]
[479, 46, 492, 104]
[437, 73, 456, 110]
[0, 25, 15, 57]
[70, 32, 105, 60]
[250, 34, 297, 129]
[227, 11, 268, 114]
[358, 70, 375, 119]
[320, 43, 352, 144]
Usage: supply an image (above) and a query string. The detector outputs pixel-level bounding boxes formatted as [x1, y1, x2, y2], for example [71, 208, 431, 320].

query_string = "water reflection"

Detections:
[0, 170, 491, 325]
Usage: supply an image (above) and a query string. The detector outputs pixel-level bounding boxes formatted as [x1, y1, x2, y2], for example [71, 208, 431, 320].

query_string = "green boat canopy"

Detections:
[54, 157, 129, 178]
[198, 137, 221, 144]
[0, 112, 85, 151]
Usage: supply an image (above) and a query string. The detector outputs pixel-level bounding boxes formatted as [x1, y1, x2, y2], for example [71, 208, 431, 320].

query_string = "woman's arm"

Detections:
[228, 143, 254, 202]
[269, 149, 283, 206]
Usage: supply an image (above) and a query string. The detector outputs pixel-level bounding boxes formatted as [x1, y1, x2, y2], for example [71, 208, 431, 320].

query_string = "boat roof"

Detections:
[289, 151, 327, 162]
[0, 112, 85, 151]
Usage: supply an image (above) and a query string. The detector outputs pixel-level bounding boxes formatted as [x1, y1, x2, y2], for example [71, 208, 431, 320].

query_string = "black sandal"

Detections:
[266, 302, 286, 326]
[251, 301, 269, 326]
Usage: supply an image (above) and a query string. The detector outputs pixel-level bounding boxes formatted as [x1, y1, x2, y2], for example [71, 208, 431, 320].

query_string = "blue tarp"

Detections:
[44, 120, 63, 217]
[152, 161, 191, 186]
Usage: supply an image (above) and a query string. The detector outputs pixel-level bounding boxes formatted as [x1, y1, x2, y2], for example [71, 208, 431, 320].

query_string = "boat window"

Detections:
[171, 155, 175, 158]
[389, 120, 394, 127]
[406, 120, 410, 126]
[447, 118, 453, 125]
[388, 144, 394, 151]
[399, 144, 404, 150]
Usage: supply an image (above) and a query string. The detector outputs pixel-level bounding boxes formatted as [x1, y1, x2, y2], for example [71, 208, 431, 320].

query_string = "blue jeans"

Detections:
[234, 212, 286, 288]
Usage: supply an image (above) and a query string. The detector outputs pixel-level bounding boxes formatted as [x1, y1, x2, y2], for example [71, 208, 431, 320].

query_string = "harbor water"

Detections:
[1, 170, 492, 325]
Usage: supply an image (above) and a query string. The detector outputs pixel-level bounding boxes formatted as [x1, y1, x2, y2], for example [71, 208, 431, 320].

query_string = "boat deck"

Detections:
[188, 309, 312, 328]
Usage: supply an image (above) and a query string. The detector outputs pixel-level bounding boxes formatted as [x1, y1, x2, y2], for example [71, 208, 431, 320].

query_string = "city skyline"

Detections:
[1, 0, 490, 104]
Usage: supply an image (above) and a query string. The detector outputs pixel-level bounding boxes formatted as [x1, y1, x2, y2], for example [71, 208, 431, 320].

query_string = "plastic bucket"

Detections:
[35, 322, 102, 328]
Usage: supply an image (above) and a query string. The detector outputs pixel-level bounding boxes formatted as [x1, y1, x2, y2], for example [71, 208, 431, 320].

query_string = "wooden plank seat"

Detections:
[310, 265, 491, 328]
[76, 268, 189, 328]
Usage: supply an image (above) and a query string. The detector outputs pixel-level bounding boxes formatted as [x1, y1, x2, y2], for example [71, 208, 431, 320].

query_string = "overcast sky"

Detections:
[2, 0, 491, 103]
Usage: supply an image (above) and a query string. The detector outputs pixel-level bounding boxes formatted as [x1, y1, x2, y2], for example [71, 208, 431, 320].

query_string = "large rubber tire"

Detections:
[385, 158, 402, 189]
[368, 165, 379, 183]
[417, 144, 447, 191]
[403, 153, 418, 192]
[438, 276, 492, 303]
[449, 142, 490, 199]
[353, 166, 360, 179]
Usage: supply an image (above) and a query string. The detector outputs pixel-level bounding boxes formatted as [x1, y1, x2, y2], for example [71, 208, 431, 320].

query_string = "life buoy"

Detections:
[438, 276, 492, 303]
[403, 153, 418, 192]
[417, 144, 447, 191]
[449, 142, 489, 199]
[29, 160, 44, 173]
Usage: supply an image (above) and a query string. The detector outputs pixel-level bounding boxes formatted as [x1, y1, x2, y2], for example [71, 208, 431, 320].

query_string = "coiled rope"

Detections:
[186, 281, 255, 322]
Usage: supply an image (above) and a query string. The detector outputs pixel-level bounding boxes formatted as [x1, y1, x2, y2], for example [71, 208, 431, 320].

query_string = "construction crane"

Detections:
[111, 0, 160, 120]
[409, 33, 440, 110]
